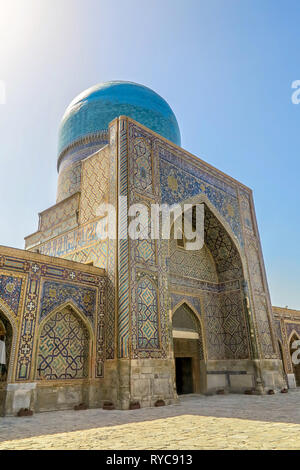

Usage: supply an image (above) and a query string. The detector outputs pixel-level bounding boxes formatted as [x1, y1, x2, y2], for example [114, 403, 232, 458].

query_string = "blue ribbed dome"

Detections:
[58, 81, 181, 162]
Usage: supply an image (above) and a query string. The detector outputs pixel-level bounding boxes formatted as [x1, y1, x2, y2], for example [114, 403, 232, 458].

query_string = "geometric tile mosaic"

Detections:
[37, 308, 89, 380]
[137, 277, 160, 350]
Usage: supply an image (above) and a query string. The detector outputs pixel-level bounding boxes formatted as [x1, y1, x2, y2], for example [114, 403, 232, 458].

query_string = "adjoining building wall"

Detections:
[273, 306, 300, 388]
[0, 246, 111, 416]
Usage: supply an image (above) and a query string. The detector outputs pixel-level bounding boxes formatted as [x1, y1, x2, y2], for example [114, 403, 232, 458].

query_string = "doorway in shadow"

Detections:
[175, 357, 193, 394]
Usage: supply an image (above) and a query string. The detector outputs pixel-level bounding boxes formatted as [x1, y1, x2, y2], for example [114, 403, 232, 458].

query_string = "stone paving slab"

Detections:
[1, 392, 300, 450]
[1, 414, 300, 450]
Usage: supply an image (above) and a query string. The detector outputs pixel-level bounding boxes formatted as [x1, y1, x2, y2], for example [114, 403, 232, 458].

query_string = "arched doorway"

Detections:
[0, 312, 13, 383]
[168, 199, 252, 394]
[0, 310, 14, 416]
[290, 333, 300, 387]
[172, 303, 205, 394]
[36, 306, 91, 380]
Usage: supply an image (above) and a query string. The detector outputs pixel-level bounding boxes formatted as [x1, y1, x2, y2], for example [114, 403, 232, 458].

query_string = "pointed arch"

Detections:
[34, 301, 93, 381]
[37, 300, 94, 339]
[170, 193, 248, 275]
[289, 329, 300, 345]
[169, 195, 251, 361]
[172, 300, 207, 394]
[0, 298, 18, 327]
[172, 300, 206, 361]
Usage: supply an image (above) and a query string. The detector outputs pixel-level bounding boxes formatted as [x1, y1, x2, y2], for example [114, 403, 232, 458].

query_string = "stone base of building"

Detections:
[0, 359, 178, 415]
[0, 361, 120, 416]
[255, 359, 287, 391]
[117, 358, 178, 410]
[205, 359, 286, 394]
[0, 358, 287, 415]
[1, 382, 37, 416]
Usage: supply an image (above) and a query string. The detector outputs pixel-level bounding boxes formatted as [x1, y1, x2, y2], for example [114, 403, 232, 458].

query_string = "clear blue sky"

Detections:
[0, 0, 299, 308]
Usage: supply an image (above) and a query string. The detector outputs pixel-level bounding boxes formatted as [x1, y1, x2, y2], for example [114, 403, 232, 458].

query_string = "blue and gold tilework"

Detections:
[159, 147, 243, 246]
[39, 281, 97, 326]
[0, 274, 23, 316]
[0, 247, 105, 381]
[137, 277, 160, 350]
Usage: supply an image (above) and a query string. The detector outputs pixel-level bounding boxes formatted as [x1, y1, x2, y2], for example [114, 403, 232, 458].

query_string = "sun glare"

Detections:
[0, 0, 38, 59]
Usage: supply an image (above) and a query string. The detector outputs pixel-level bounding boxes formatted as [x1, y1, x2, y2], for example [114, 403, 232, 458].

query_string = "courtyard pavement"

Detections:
[1, 391, 300, 449]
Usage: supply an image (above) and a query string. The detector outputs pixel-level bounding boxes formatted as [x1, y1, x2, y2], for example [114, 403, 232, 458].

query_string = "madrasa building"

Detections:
[0, 81, 298, 416]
